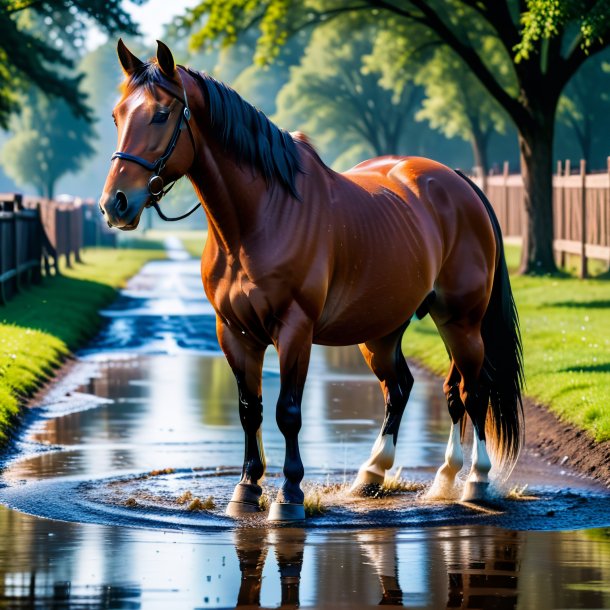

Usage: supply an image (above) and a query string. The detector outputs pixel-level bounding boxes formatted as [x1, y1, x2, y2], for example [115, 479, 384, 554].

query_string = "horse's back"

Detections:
[312, 155, 498, 341]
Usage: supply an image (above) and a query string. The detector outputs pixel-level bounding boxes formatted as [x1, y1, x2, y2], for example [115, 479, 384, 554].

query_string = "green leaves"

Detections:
[0, 89, 95, 198]
[515, 0, 610, 61]
[0, 0, 141, 128]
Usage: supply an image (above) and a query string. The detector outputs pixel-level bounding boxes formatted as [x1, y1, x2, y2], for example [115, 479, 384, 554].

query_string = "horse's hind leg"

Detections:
[217, 321, 267, 516]
[435, 320, 492, 502]
[350, 328, 413, 494]
[428, 362, 465, 499]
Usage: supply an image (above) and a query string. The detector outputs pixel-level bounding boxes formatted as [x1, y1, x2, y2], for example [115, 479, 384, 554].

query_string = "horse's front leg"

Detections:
[217, 321, 267, 516]
[268, 306, 313, 522]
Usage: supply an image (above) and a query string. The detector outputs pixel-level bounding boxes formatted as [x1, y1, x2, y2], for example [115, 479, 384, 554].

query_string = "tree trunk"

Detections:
[518, 117, 558, 274]
[471, 127, 489, 193]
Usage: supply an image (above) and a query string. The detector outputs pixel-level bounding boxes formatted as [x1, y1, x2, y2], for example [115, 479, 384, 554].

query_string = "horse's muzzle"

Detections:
[99, 189, 146, 230]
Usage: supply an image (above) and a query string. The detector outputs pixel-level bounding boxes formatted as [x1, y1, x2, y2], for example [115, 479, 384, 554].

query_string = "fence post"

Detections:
[607, 157, 610, 272]
[502, 161, 509, 235]
[13, 205, 20, 293]
[555, 160, 562, 268]
[580, 159, 587, 279]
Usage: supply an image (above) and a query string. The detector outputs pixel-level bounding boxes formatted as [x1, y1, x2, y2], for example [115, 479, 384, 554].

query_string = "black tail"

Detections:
[455, 170, 524, 477]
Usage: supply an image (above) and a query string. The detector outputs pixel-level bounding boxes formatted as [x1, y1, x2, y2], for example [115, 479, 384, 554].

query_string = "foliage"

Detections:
[0, 248, 165, 445]
[0, 89, 95, 198]
[556, 50, 610, 167]
[181, 0, 610, 274]
[404, 245, 610, 442]
[0, 0, 143, 129]
[273, 16, 419, 164]
[366, 20, 513, 173]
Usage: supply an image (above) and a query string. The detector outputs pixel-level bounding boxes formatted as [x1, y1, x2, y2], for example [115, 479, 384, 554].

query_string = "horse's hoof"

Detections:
[461, 481, 489, 502]
[268, 502, 305, 522]
[350, 470, 384, 495]
[226, 500, 261, 517]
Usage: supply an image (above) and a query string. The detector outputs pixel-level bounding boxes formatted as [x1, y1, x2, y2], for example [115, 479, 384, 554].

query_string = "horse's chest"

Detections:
[202, 260, 276, 340]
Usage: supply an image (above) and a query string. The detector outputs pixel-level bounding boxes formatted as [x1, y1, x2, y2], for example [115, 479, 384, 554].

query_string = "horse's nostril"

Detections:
[115, 190, 128, 213]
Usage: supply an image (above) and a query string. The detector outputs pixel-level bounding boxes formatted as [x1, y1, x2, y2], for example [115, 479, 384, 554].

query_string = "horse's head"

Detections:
[100, 40, 196, 230]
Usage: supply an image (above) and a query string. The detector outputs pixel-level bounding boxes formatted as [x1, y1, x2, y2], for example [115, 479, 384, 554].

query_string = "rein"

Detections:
[111, 71, 202, 222]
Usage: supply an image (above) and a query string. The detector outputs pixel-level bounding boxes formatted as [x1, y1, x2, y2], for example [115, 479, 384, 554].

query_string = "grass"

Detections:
[130, 229, 207, 258]
[0, 247, 164, 444]
[404, 245, 610, 442]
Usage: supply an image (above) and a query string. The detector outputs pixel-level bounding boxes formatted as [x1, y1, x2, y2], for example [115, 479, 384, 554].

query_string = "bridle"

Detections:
[111, 70, 202, 222]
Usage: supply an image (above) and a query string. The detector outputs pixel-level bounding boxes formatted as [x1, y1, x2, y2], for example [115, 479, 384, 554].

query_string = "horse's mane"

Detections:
[124, 61, 303, 199]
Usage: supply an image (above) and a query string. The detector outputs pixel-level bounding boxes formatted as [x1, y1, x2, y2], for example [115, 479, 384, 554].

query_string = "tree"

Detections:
[0, 90, 95, 198]
[181, 0, 610, 274]
[0, 0, 142, 128]
[556, 51, 610, 168]
[273, 17, 419, 166]
[366, 26, 511, 187]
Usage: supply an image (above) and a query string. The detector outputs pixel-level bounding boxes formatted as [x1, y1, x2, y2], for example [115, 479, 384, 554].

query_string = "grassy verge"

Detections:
[404, 245, 610, 442]
[0, 248, 165, 443]
[134, 229, 208, 258]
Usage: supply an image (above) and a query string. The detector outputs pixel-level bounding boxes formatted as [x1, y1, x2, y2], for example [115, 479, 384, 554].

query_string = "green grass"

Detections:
[179, 231, 207, 258]
[124, 230, 207, 258]
[0, 248, 164, 444]
[404, 246, 610, 442]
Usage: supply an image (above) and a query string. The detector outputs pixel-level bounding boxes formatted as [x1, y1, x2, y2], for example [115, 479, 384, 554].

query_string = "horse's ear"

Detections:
[117, 38, 144, 75]
[156, 40, 176, 78]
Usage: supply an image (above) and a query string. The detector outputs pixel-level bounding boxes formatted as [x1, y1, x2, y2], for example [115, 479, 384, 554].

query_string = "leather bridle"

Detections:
[111, 72, 202, 222]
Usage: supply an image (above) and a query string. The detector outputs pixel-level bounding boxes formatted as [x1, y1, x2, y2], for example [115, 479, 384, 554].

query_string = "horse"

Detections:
[100, 40, 524, 521]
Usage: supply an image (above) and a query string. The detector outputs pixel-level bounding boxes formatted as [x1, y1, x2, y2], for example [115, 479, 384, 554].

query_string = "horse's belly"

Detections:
[313, 288, 423, 346]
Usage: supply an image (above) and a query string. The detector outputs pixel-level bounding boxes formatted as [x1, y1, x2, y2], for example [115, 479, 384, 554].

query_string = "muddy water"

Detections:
[1, 241, 609, 609]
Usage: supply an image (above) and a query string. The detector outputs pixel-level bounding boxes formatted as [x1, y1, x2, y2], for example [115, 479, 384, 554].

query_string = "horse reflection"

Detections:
[354, 528, 521, 609]
[357, 531, 404, 606]
[439, 527, 520, 610]
[233, 528, 306, 608]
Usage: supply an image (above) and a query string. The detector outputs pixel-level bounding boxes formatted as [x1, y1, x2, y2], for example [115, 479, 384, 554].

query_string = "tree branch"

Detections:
[366, 0, 528, 128]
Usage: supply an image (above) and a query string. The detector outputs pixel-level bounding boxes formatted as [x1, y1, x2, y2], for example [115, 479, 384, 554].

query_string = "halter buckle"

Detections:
[148, 174, 164, 197]
[184, 107, 191, 121]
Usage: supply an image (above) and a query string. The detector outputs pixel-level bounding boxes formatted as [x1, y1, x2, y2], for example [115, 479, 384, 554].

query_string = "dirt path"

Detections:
[523, 397, 610, 487]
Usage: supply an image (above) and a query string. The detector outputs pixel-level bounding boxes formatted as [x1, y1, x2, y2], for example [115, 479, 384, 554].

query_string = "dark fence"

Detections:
[0, 193, 115, 305]
[474, 159, 610, 277]
[0, 194, 42, 304]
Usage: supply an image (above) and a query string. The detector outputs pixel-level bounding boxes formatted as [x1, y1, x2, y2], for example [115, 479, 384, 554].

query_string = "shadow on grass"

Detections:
[548, 300, 610, 309]
[562, 363, 610, 374]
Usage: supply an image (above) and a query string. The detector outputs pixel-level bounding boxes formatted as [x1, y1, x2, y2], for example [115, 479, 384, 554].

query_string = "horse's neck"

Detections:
[187, 141, 267, 254]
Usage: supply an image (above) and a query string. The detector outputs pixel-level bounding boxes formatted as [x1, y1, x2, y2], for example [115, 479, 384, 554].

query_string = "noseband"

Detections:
[111, 72, 202, 222]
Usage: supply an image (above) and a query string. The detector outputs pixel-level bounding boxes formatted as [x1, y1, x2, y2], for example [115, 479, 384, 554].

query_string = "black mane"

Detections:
[128, 62, 302, 198]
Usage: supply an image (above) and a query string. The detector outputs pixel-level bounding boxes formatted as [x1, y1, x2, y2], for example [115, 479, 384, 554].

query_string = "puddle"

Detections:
[1, 245, 609, 608]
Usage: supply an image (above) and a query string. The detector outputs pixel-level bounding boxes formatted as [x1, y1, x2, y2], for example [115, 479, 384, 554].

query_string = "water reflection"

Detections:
[3, 257, 610, 609]
[1, 507, 609, 609]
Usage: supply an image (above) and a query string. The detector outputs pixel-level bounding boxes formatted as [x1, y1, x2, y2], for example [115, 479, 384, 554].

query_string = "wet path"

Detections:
[0, 239, 609, 608]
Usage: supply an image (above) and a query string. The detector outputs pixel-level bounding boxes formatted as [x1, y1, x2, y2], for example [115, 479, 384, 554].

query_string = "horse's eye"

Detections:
[151, 111, 170, 124]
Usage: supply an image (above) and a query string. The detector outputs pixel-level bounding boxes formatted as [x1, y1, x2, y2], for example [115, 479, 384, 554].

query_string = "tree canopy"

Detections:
[0, 89, 95, 198]
[0, 0, 142, 128]
[273, 17, 419, 167]
[182, 0, 610, 274]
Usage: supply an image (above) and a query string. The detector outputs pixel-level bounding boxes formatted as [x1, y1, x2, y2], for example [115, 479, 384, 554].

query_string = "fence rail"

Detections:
[0, 193, 115, 305]
[474, 159, 610, 277]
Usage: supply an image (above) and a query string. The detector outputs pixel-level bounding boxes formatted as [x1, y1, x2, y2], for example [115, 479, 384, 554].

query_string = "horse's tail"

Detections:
[455, 170, 524, 478]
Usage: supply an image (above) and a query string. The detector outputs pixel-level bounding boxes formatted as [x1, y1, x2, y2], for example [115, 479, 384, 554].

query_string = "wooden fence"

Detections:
[0, 193, 115, 305]
[476, 159, 610, 277]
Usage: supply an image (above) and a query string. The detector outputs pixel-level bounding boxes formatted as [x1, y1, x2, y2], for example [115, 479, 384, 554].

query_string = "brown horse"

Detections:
[100, 40, 523, 521]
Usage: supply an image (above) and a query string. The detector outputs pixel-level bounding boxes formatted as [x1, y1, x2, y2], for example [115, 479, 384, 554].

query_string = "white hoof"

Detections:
[267, 502, 305, 522]
[461, 480, 489, 502]
[350, 469, 385, 494]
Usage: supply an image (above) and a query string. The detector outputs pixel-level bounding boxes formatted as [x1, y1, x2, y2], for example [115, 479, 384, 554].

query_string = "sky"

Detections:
[86, 0, 199, 50]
